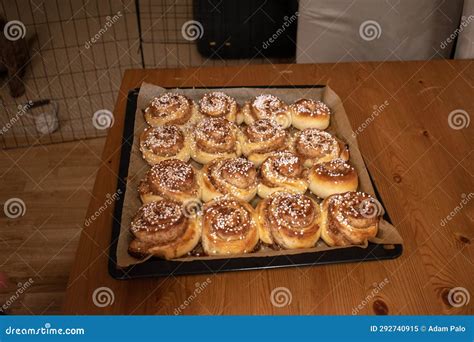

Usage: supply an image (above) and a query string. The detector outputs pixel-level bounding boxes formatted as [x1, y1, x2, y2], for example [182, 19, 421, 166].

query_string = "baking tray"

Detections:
[108, 87, 403, 280]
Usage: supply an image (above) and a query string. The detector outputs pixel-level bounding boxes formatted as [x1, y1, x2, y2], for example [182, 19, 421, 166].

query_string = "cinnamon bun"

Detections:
[138, 159, 201, 204]
[290, 98, 331, 130]
[293, 128, 349, 167]
[201, 197, 259, 255]
[198, 91, 239, 122]
[308, 158, 358, 198]
[256, 192, 321, 249]
[128, 199, 201, 259]
[238, 118, 290, 166]
[143, 92, 197, 127]
[190, 117, 241, 164]
[242, 94, 292, 129]
[321, 191, 381, 247]
[201, 157, 258, 202]
[257, 152, 308, 199]
[139, 125, 191, 165]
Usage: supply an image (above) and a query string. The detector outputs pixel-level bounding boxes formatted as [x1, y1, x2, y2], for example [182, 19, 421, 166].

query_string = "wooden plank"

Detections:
[0, 138, 105, 314]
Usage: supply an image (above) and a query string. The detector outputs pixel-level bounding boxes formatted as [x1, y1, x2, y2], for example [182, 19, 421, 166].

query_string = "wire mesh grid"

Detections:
[0, 0, 294, 149]
[139, 0, 294, 68]
[0, 0, 141, 149]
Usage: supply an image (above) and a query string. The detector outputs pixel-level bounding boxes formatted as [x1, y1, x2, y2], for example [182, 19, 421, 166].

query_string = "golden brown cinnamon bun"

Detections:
[138, 159, 201, 204]
[256, 192, 321, 249]
[201, 197, 259, 255]
[293, 128, 349, 167]
[290, 98, 331, 130]
[308, 158, 358, 198]
[139, 125, 191, 165]
[257, 152, 308, 199]
[128, 199, 201, 259]
[143, 93, 197, 127]
[201, 157, 258, 202]
[242, 94, 292, 129]
[198, 91, 239, 122]
[321, 191, 381, 247]
[190, 117, 241, 164]
[238, 118, 290, 166]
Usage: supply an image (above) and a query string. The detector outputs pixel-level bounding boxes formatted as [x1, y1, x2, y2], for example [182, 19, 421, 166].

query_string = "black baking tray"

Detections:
[108, 87, 403, 280]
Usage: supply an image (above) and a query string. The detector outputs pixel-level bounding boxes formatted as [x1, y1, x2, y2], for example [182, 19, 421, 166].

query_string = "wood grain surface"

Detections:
[0, 138, 105, 314]
[62, 61, 473, 315]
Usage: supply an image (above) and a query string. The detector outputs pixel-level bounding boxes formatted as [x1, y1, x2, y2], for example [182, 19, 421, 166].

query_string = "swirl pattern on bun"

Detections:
[138, 159, 201, 204]
[257, 152, 308, 198]
[256, 192, 321, 249]
[242, 94, 292, 128]
[144, 92, 196, 126]
[201, 197, 259, 255]
[238, 118, 290, 166]
[139, 125, 190, 165]
[190, 117, 241, 164]
[290, 98, 331, 130]
[308, 158, 358, 198]
[198, 92, 239, 122]
[201, 157, 258, 202]
[321, 191, 381, 247]
[293, 128, 349, 167]
[128, 199, 201, 259]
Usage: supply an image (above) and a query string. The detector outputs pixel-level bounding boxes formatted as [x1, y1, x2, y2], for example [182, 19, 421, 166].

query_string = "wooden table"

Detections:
[63, 61, 473, 315]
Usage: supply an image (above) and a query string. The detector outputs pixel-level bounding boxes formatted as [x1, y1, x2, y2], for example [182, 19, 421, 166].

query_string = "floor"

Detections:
[0, 137, 105, 314]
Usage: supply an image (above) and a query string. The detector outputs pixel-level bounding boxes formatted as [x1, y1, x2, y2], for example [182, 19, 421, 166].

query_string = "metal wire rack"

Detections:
[0, 0, 294, 149]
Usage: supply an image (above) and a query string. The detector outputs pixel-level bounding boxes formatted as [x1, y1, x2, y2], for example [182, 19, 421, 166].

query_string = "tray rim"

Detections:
[108, 86, 403, 280]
